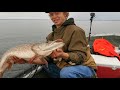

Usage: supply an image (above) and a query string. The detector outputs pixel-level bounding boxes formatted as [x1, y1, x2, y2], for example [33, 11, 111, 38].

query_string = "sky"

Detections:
[0, 12, 120, 20]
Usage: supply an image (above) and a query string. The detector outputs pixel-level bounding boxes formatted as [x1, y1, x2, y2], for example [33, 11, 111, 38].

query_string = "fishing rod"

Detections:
[88, 12, 95, 43]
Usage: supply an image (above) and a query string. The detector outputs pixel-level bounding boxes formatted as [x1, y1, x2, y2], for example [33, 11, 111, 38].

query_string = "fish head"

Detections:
[33, 40, 65, 57]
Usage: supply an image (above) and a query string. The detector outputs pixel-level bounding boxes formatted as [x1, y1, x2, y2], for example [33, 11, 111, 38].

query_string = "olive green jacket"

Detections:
[46, 18, 97, 70]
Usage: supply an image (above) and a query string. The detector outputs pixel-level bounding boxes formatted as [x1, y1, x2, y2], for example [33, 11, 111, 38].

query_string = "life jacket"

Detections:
[93, 38, 120, 60]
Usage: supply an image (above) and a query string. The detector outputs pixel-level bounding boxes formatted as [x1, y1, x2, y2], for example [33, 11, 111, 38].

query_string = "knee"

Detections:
[60, 67, 73, 78]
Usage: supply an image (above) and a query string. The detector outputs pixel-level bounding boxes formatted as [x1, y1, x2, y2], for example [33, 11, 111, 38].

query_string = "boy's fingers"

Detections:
[55, 39, 63, 42]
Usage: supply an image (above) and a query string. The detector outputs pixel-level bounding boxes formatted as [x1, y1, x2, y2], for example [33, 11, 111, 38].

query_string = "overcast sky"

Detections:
[0, 12, 120, 20]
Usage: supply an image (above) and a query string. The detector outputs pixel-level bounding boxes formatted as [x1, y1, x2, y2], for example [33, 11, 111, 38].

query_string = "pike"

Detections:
[0, 40, 65, 78]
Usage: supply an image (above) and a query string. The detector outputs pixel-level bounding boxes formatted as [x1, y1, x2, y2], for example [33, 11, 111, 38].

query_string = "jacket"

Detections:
[46, 18, 97, 70]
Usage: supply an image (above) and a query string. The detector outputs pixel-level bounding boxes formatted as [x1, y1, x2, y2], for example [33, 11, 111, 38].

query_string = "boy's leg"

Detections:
[60, 65, 96, 78]
[43, 63, 61, 78]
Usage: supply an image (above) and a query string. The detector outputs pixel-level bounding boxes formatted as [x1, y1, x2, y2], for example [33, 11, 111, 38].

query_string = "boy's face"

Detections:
[49, 12, 67, 27]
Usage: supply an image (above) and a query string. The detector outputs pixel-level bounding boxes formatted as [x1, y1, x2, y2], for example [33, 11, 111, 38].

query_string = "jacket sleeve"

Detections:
[66, 28, 88, 64]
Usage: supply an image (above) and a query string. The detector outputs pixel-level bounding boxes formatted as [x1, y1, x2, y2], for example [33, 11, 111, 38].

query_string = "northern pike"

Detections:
[0, 40, 65, 78]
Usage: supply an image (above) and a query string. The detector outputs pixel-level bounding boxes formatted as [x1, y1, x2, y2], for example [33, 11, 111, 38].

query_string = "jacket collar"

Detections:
[52, 18, 75, 31]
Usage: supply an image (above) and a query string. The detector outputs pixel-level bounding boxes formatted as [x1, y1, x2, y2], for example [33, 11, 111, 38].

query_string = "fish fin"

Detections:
[0, 60, 13, 78]
[0, 71, 3, 78]
[28, 55, 37, 64]
[40, 56, 48, 68]
[7, 61, 13, 70]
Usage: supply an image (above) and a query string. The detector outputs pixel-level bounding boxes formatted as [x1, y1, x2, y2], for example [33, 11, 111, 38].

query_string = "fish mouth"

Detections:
[39, 41, 64, 51]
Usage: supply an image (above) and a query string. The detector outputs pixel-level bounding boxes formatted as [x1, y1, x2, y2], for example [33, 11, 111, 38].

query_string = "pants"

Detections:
[43, 63, 96, 78]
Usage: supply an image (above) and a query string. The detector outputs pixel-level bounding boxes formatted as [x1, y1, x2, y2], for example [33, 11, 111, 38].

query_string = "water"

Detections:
[0, 19, 120, 78]
[0, 19, 52, 78]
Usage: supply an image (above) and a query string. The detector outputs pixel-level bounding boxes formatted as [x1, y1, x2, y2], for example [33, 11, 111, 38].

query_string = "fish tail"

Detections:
[0, 55, 9, 69]
[41, 56, 48, 68]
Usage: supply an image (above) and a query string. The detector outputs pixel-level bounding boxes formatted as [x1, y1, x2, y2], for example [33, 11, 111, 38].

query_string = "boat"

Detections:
[12, 35, 120, 78]
[15, 65, 43, 78]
